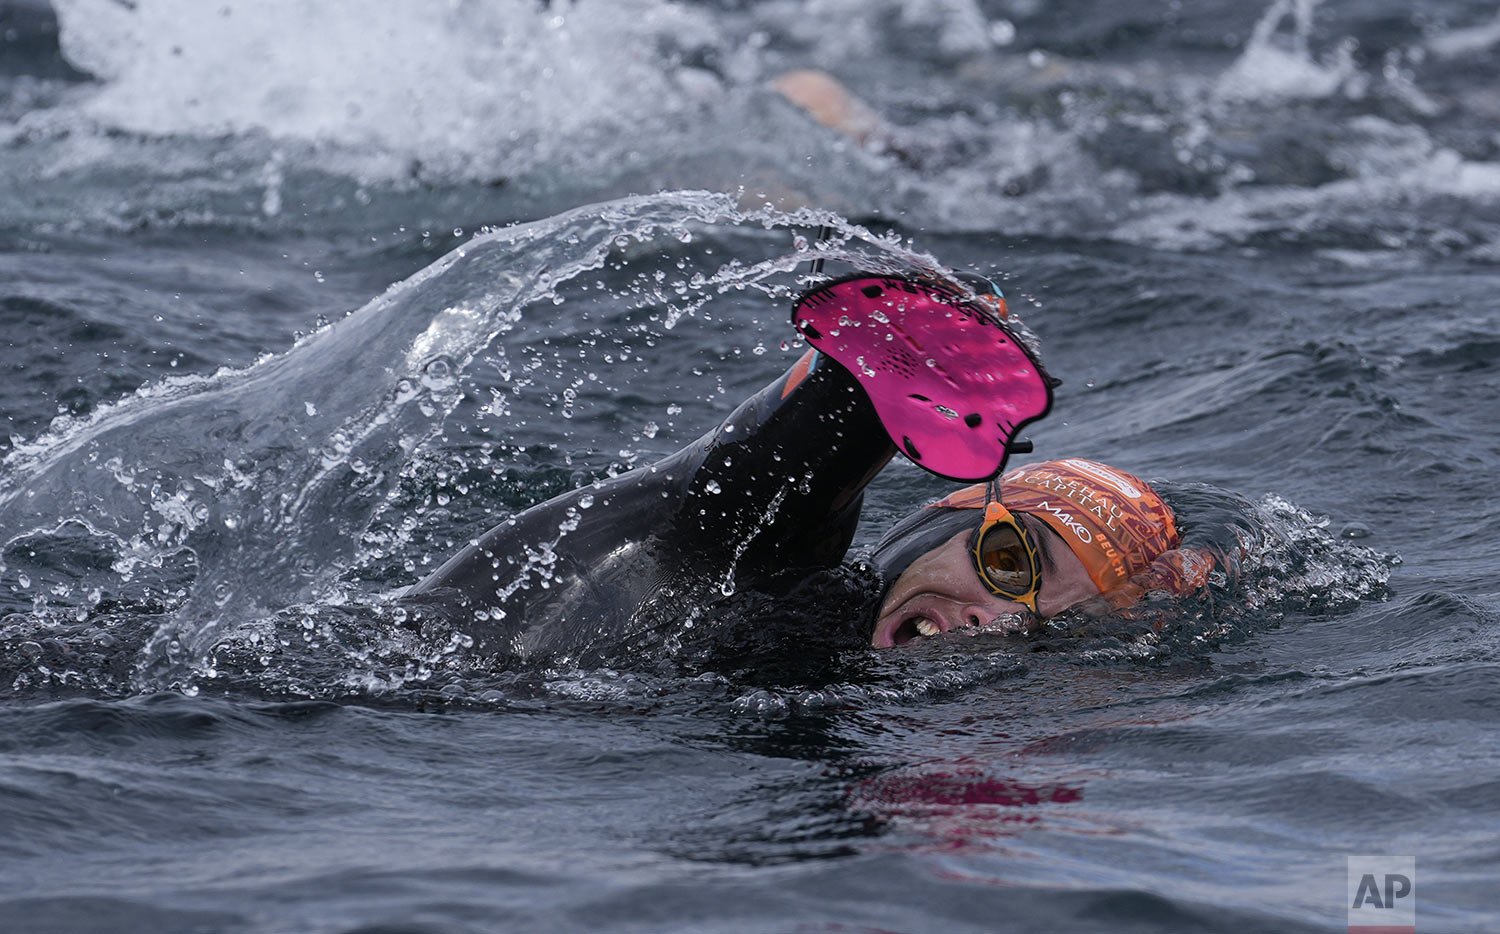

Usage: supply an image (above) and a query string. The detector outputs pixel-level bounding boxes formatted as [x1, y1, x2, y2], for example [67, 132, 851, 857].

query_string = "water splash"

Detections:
[1214, 0, 1360, 102]
[1033, 486, 1397, 664]
[49, 0, 733, 181]
[1426, 10, 1500, 60]
[0, 191, 948, 693]
[6, 0, 1497, 254]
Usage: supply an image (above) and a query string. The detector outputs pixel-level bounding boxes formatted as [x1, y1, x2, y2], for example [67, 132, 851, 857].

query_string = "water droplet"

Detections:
[705, 480, 722, 494]
[578, 494, 595, 508]
[422, 358, 455, 391]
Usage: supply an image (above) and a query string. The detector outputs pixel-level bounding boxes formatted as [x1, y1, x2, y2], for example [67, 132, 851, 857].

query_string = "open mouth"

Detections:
[875, 607, 960, 647]
[876, 609, 1035, 648]
[889, 614, 944, 646]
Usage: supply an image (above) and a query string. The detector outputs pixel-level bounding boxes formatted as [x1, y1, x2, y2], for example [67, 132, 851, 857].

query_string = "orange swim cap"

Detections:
[935, 458, 1179, 594]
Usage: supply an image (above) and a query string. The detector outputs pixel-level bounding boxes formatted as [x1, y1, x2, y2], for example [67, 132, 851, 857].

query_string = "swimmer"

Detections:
[867, 459, 1215, 647]
[406, 272, 1208, 660]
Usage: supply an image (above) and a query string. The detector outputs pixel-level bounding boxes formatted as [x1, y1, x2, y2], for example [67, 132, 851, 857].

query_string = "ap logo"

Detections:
[1347, 856, 1416, 933]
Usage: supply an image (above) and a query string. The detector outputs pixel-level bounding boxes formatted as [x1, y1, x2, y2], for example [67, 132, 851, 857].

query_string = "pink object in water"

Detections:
[792, 274, 1053, 481]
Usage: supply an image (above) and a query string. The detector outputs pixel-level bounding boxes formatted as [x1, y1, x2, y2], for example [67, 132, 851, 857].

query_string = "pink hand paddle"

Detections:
[792, 274, 1054, 482]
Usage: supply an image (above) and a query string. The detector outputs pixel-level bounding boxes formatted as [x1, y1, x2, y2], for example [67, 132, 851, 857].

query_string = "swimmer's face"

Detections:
[871, 518, 1099, 647]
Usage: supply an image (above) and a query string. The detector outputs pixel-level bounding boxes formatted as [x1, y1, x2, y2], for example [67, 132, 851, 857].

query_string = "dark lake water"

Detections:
[3, 0, 1498, 931]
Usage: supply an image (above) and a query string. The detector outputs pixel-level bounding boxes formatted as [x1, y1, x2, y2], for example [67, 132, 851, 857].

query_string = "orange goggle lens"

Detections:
[970, 504, 1041, 611]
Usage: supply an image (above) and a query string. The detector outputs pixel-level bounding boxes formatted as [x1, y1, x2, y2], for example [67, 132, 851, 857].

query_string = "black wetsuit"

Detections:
[407, 353, 895, 662]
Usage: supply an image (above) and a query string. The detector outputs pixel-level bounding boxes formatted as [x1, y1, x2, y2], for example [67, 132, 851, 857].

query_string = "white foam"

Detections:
[22, 0, 1500, 253]
[1111, 113, 1500, 251]
[1427, 11, 1500, 60]
[50, 0, 732, 179]
[1214, 0, 1359, 102]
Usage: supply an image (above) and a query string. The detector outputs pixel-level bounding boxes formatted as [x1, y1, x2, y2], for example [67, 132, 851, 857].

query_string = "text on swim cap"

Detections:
[1011, 470, 1127, 534]
[1033, 500, 1093, 543]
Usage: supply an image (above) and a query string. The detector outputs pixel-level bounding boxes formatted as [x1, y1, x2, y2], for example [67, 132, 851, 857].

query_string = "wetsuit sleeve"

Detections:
[663, 349, 894, 582]
[406, 347, 894, 659]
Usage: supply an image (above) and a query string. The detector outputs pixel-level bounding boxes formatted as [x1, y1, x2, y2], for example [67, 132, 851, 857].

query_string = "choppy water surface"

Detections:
[2, 0, 1497, 930]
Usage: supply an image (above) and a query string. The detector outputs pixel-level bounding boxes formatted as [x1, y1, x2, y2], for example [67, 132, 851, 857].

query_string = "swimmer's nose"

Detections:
[957, 597, 1031, 631]
[957, 602, 993, 630]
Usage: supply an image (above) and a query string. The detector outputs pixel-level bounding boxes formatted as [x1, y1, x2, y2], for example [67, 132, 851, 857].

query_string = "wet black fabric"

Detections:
[406, 354, 896, 661]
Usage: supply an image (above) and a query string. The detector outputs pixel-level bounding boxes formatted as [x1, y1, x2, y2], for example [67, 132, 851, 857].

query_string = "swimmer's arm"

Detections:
[772, 70, 886, 145]
[667, 350, 894, 578]
[411, 351, 890, 604]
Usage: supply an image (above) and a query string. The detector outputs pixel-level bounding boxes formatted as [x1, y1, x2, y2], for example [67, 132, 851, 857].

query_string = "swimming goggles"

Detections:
[968, 491, 1041, 612]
